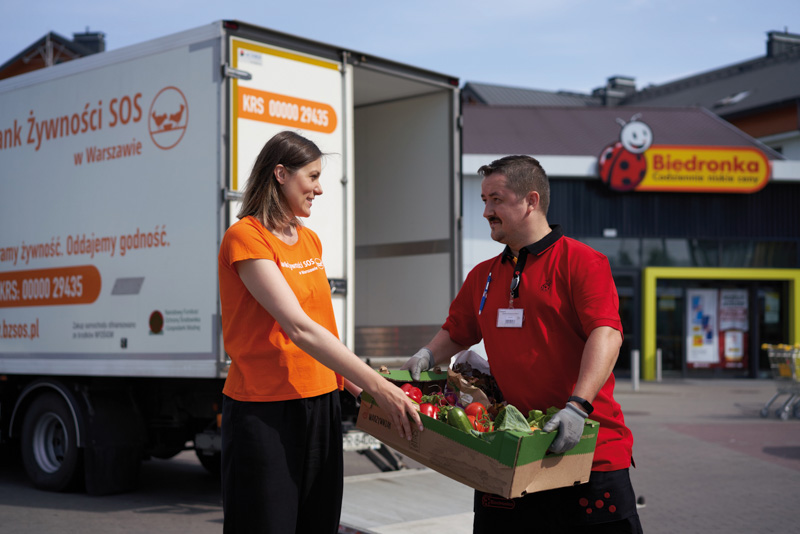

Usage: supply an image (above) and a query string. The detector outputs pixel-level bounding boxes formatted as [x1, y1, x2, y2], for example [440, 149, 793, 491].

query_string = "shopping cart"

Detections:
[760, 343, 800, 420]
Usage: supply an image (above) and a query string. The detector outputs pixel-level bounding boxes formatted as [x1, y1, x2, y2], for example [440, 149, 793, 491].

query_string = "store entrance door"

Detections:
[755, 283, 790, 378]
[643, 268, 799, 380]
[655, 281, 685, 376]
[654, 279, 790, 378]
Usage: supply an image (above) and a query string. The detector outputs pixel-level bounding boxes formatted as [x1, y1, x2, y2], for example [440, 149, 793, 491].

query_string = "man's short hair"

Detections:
[478, 155, 550, 215]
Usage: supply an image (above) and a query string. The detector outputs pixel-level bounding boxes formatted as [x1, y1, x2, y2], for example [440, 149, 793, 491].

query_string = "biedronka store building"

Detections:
[460, 103, 800, 380]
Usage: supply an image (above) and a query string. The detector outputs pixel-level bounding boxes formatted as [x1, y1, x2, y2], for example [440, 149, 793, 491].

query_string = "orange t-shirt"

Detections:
[218, 216, 342, 402]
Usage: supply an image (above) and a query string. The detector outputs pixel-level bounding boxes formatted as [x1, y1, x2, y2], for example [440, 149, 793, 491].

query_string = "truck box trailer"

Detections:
[0, 20, 461, 495]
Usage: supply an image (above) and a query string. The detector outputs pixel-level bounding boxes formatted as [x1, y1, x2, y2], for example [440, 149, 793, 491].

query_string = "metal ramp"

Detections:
[340, 468, 474, 533]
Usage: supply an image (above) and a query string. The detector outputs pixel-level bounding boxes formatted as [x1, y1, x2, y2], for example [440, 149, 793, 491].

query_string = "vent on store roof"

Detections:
[713, 90, 750, 108]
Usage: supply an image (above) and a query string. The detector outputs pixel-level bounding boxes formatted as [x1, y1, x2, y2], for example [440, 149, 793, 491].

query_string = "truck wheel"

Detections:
[195, 450, 221, 476]
[21, 392, 82, 492]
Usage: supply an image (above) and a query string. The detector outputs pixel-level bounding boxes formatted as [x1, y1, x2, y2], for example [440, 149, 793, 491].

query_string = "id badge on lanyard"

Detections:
[497, 272, 523, 328]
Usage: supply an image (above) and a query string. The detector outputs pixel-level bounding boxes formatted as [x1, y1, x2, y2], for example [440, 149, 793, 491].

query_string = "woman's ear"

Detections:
[274, 164, 286, 185]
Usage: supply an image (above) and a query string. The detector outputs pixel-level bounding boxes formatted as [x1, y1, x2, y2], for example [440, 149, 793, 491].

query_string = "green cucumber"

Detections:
[447, 407, 473, 433]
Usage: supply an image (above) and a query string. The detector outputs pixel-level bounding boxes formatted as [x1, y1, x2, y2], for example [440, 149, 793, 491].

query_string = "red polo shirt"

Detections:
[443, 225, 633, 471]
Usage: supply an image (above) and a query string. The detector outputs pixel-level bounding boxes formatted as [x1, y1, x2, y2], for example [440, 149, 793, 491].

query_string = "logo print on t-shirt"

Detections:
[541, 279, 552, 292]
[280, 257, 325, 275]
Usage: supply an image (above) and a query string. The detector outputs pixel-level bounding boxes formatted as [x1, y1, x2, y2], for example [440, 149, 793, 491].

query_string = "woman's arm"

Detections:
[236, 258, 421, 438]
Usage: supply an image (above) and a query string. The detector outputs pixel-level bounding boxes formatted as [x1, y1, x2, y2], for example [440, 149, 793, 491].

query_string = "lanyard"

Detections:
[509, 248, 529, 307]
[508, 271, 520, 309]
[478, 249, 529, 314]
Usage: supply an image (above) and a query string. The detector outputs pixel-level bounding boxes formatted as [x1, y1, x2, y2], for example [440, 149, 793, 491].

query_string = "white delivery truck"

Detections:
[0, 20, 461, 495]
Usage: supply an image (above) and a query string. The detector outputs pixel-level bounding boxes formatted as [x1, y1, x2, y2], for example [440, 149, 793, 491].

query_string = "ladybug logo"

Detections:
[598, 114, 653, 192]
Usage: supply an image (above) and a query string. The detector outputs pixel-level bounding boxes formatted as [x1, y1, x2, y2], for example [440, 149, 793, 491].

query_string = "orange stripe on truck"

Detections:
[0, 265, 101, 308]
[238, 86, 337, 134]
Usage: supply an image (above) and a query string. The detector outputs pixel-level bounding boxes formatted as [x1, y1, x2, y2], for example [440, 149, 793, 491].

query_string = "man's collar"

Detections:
[501, 225, 563, 263]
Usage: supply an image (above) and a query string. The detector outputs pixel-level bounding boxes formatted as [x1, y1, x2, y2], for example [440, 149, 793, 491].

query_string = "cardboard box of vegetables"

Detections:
[356, 367, 598, 499]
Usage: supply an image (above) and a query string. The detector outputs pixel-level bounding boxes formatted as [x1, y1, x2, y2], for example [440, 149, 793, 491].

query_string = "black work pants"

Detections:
[474, 468, 643, 533]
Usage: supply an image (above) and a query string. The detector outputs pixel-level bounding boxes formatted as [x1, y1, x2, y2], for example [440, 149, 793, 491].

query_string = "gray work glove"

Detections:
[400, 348, 434, 381]
[543, 403, 588, 454]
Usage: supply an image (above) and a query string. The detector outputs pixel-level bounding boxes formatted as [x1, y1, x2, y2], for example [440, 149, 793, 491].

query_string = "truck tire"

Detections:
[20, 392, 82, 492]
[195, 450, 221, 476]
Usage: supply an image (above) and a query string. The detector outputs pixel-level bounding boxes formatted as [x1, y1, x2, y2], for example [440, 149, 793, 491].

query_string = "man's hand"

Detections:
[543, 403, 588, 453]
[400, 348, 434, 381]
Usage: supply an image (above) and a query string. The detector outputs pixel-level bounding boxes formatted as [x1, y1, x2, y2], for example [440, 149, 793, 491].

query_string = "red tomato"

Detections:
[419, 403, 439, 419]
[468, 414, 490, 432]
[400, 383, 413, 393]
[465, 402, 487, 420]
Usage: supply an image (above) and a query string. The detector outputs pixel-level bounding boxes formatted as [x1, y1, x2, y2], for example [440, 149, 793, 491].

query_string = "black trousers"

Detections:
[474, 469, 643, 533]
[221, 391, 343, 534]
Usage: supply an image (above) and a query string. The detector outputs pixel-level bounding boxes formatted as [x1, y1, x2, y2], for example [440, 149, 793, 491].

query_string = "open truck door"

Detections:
[224, 21, 462, 366]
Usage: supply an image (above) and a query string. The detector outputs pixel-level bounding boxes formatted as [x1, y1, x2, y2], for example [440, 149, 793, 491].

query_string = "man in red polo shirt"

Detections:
[402, 155, 642, 533]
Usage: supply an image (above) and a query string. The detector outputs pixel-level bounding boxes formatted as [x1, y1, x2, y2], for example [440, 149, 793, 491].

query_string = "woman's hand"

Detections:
[367, 378, 423, 440]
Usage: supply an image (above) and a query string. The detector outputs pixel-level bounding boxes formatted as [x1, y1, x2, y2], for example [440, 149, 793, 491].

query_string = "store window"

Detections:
[643, 239, 695, 266]
[585, 238, 800, 268]
[581, 238, 640, 267]
[687, 240, 720, 267]
[721, 241, 798, 268]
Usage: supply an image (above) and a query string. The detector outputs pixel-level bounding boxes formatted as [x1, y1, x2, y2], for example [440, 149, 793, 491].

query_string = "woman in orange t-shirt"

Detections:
[218, 131, 421, 534]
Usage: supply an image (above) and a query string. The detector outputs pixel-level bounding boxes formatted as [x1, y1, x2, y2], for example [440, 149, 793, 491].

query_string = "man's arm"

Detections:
[427, 329, 469, 367]
[544, 325, 622, 454]
[570, 325, 622, 406]
[401, 329, 468, 380]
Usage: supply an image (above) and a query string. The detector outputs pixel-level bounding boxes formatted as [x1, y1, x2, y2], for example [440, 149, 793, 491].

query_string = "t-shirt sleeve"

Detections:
[306, 227, 323, 254]
[223, 220, 277, 266]
[571, 250, 623, 337]
[442, 268, 483, 348]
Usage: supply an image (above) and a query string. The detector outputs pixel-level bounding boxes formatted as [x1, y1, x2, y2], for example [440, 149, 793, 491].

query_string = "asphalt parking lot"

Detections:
[1, 377, 799, 533]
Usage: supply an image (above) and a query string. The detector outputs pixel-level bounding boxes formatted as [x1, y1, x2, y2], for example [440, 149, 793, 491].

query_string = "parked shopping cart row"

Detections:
[760, 343, 800, 420]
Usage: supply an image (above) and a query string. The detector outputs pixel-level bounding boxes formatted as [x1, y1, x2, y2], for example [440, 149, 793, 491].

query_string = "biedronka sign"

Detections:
[597, 115, 770, 193]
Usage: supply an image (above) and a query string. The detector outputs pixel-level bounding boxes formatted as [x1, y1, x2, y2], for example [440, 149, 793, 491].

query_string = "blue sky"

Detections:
[1, 0, 798, 94]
